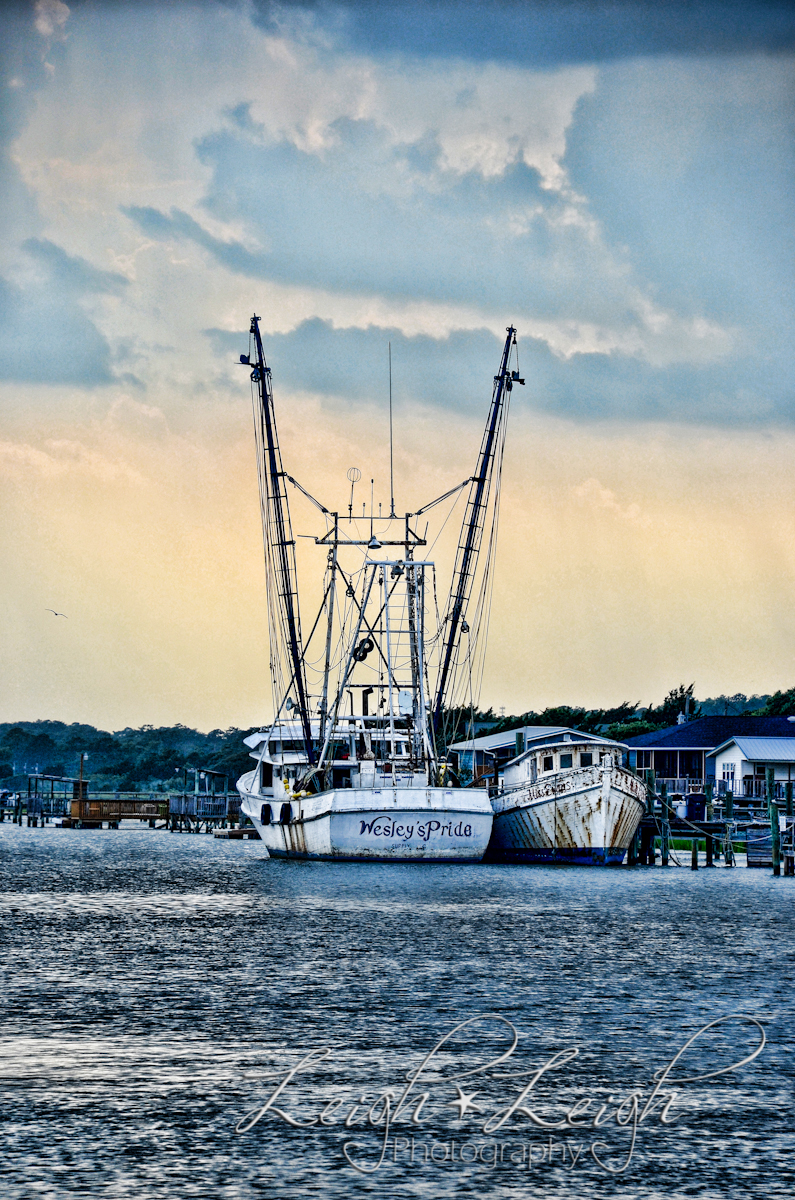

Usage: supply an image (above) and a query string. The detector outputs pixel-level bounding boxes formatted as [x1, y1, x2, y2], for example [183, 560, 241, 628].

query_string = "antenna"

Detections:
[388, 341, 396, 518]
[347, 466, 361, 523]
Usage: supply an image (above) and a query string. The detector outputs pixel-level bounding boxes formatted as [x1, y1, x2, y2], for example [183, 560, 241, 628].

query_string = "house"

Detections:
[708, 736, 795, 799]
[449, 726, 625, 784]
[625, 716, 795, 788]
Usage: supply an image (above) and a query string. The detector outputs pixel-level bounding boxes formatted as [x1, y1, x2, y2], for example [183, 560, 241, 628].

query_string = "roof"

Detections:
[625, 716, 795, 749]
[708, 736, 795, 762]
[450, 725, 566, 752]
[504, 735, 626, 771]
[450, 726, 621, 753]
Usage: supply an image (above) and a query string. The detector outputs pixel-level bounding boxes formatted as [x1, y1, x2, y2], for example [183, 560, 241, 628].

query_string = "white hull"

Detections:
[488, 763, 646, 865]
[238, 772, 493, 861]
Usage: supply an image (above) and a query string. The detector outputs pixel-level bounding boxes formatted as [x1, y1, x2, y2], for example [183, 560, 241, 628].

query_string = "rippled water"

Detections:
[1, 823, 792, 1199]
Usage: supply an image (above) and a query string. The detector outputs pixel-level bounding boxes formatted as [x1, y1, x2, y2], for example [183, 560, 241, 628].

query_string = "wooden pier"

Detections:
[628, 769, 794, 874]
[2, 768, 257, 837]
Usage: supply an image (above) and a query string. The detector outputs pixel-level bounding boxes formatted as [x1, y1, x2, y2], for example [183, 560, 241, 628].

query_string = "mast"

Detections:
[432, 326, 518, 744]
[247, 315, 315, 765]
[318, 524, 338, 748]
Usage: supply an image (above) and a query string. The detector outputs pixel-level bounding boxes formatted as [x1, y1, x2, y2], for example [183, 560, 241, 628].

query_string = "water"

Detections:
[1, 823, 792, 1199]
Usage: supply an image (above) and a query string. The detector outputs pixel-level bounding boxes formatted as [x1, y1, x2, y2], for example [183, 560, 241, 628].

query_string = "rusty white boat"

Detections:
[486, 730, 647, 865]
[236, 315, 521, 861]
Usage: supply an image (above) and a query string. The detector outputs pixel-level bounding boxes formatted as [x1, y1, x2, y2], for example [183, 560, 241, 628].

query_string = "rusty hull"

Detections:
[487, 764, 646, 865]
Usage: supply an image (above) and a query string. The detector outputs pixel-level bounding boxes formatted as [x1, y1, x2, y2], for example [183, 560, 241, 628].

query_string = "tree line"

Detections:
[3, 684, 795, 789]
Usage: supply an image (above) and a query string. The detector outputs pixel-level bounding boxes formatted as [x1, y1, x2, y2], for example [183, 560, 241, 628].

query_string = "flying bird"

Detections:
[45, 609, 68, 618]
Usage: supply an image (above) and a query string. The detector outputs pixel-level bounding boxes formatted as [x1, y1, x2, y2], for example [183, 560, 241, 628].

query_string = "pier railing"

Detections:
[654, 777, 792, 802]
[20, 790, 242, 824]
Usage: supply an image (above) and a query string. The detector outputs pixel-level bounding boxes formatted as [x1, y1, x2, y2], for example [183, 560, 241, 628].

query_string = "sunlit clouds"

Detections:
[1, 1, 794, 727]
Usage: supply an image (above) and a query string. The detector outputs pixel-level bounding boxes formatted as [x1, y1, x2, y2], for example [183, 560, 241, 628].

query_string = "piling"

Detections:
[767, 766, 781, 877]
[705, 782, 715, 866]
[660, 782, 670, 867]
[724, 790, 735, 867]
[691, 839, 699, 870]
[786, 782, 795, 876]
[642, 770, 656, 865]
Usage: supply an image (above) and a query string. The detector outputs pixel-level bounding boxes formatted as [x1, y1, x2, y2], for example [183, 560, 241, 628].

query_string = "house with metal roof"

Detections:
[625, 716, 795, 790]
[708, 736, 795, 799]
[449, 726, 625, 785]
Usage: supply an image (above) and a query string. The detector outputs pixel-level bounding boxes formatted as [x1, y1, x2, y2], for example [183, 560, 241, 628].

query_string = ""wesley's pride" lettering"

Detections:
[358, 818, 473, 841]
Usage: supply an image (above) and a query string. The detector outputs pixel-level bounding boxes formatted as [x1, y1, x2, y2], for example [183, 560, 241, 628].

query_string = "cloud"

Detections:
[206, 318, 505, 410]
[0, 436, 145, 484]
[0, 240, 129, 387]
[573, 477, 649, 526]
[34, 1, 70, 41]
[252, 1, 795, 66]
[10, 2, 795, 422]
[22, 238, 129, 295]
[205, 315, 779, 425]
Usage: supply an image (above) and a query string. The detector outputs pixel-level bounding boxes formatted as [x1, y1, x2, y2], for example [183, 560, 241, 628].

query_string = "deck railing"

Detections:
[22, 791, 242, 822]
[652, 777, 793, 801]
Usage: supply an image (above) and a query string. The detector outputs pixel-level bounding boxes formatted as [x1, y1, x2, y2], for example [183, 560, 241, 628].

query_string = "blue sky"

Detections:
[1, 0, 795, 726]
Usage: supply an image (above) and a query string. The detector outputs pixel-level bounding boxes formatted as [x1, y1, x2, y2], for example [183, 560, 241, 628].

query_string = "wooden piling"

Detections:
[705, 782, 714, 866]
[691, 839, 699, 870]
[644, 770, 657, 864]
[660, 781, 670, 867]
[766, 766, 781, 876]
[785, 782, 795, 875]
[724, 790, 735, 866]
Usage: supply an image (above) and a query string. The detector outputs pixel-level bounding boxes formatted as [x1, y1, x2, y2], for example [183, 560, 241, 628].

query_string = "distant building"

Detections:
[450, 726, 624, 784]
[625, 716, 795, 787]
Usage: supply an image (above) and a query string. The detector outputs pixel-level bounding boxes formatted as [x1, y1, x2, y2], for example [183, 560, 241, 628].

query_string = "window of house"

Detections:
[543, 756, 554, 772]
[754, 764, 765, 777]
[680, 750, 702, 777]
[560, 754, 573, 769]
[654, 751, 677, 778]
[722, 763, 736, 781]
[580, 753, 593, 767]
[636, 750, 652, 771]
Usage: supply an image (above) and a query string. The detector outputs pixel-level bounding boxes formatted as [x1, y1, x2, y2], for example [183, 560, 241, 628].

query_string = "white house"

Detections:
[708, 736, 795, 795]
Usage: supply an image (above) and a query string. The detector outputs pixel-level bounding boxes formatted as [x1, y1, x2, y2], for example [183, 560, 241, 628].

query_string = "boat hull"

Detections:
[238, 780, 493, 862]
[487, 764, 646, 866]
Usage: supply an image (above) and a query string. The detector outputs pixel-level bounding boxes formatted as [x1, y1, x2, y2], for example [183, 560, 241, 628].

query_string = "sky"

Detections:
[1, 0, 794, 731]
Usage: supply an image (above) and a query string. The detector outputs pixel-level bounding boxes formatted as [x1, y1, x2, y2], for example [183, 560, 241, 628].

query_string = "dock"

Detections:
[629, 769, 794, 874]
[2, 768, 258, 837]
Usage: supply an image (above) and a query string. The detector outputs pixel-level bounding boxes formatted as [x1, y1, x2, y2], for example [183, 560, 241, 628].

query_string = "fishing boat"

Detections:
[484, 728, 647, 864]
[236, 316, 521, 861]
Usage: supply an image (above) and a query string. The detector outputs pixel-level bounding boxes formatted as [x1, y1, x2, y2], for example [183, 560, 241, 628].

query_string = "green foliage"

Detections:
[603, 720, 659, 742]
[436, 705, 499, 754]
[647, 684, 701, 727]
[751, 687, 795, 716]
[698, 692, 772, 716]
[488, 701, 639, 737]
[0, 720, 259, 790]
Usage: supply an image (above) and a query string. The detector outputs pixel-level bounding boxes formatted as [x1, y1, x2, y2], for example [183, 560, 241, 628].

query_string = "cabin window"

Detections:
[279, 802, 292, 824]
[542, 756, 553, 772]
[261, 762, 273, 789]
[260, 803, 272, 825]
[560, 754, 572, 769]
[580, 753, 593, 768]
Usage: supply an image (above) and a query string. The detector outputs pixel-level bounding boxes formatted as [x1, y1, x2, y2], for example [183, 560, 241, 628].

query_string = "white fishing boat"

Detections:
[485, 729, 647, 864]
[236, 316, 522, 861]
